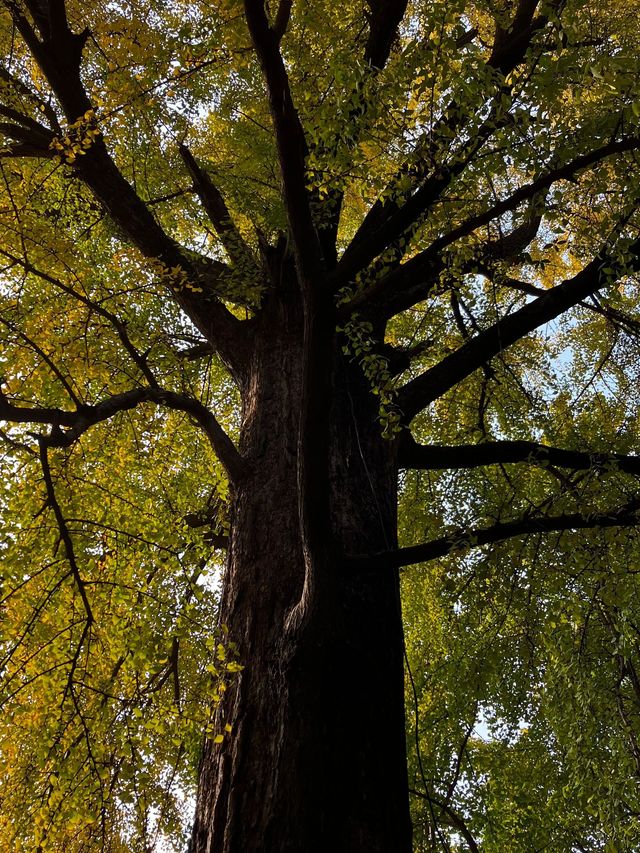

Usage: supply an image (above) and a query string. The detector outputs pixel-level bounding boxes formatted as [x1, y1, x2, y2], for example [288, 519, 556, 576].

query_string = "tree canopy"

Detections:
[1, 0, 640, 850]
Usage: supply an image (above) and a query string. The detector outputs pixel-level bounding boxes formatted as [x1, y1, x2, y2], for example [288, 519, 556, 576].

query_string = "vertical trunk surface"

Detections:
[191, 287, 412, 853]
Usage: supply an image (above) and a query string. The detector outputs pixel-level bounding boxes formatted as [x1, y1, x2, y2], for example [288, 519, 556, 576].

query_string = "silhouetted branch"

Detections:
[489, 0, 547, 73]
[244, 0, 323, 282]
[5, 0, 248, 376]
[398, 435, 640, 476]
[179, 145, 259, 276]
[409, 788, 479, 853]
[343, 136, 640, 320]
[398, 236, 640, 421]
[347, 498, 640, 572]
[38, 439, 94, 623]
[338, 0, 552, 276]
[272, 0, 293, 41]
[0, 386, 246, 482]
[364, 0, 408, 69]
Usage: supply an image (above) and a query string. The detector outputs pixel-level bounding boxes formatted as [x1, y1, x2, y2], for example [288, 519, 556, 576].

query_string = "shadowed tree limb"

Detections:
[488, 0, 549, 73]
[179, 145, 260, 277]
[346, 498, 640, 572]
[588, 298, 640, 337]
[0, 103, 55, 136]
[398, 435, 640, 476]
[0, 111, 55, 157]
[38, 439, 94, 624]
[4, 0, 248, 376]
[0, 65, 61, 131]
[334, 108, 510, 292]
[397, 236, 640, 422]
[340, 0, 551, 261]
[306, 0, 409, 258]
[341, 136, 640, 320]
[272, 0, 293, 41]
[483, 198, 545, 261]
[243, 0, 323, 281]
[364, 0, 408, 69]
[0, 387, 246, 483]
[385, 340, 435, 376]
[481, 270, 640, 335]
[409, 788, 479, 853]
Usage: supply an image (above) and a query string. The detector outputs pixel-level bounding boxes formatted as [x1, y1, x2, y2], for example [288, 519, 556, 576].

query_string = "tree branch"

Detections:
[341, 136, 640, 320]
[364, 0, 408, 69]
[5, 0, 248, 377]
[179, 144, 259, 277]
[339, 0, 550, 271]
[347, 498, 640, 572]
[398, 236, 640, 422]
[0, 386, 246, 483]
[244, 0, 323, 282]
[385, 339, 435, 376]
[0, 65, 61, 131]
[409, 788, 479, 853]
[398, 434, 640, 476]
[38, 439, 94, 623]
[334, 107, 507, 295]
[0, 247, 159, 388]
[0, 114, 55, 157]
[183, 509, 229, 549]
[483, 197, 545, 261]
[272, 0, 293, 41]
[488, 0, 548, 74]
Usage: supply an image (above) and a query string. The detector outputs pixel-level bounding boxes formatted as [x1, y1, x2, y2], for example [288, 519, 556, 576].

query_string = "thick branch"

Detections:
[348, 498, 640, 572]
[0, 139, 54, 158]
[6, 2, 247, 376]
[483, 199, 544, 261]
[179, 145, 259, 276]
[183, 509, 229, 549]
[0, 116, 55, 156]
[489, 0, 547, 74]
[481, 269, 640, 336]
[244, 0, 323, 281]
[341, 0, 549, 269]
[398, 238, 640, 421]
[342, 136, 640, 320]
[272, 0, 292, 41]
[364, 0, 408, 69]
[0, 387, 246, 483]
[334, 108, 506, 294]
[386, 339, 434, 376]
[398, 435, 640, 476]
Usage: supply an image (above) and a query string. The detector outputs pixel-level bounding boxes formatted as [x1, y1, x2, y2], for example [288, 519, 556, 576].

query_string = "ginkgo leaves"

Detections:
[0, 409, 235, 852]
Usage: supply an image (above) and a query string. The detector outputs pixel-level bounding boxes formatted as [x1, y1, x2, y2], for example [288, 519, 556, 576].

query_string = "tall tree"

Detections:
[1, 0, 640, 850]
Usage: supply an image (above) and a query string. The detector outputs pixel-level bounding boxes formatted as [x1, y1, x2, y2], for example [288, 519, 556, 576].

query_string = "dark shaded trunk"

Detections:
[191, 286, 411, 852]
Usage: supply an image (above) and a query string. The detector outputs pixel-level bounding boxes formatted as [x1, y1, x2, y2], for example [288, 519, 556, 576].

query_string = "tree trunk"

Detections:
[190, 286, 412, 852]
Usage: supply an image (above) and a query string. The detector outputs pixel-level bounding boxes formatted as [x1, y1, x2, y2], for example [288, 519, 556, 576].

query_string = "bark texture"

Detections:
[190, 284, 412, 853]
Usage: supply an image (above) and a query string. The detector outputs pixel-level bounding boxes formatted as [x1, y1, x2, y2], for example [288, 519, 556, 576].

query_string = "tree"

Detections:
[1, 0, 640, 849]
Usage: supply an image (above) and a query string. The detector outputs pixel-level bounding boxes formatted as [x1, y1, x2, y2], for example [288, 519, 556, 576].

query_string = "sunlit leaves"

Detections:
[2, 0, 640, 849]
[0, 407, 236, 851]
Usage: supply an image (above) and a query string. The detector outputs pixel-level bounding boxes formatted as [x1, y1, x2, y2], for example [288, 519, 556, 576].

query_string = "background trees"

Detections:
[1, 0, 640, 850]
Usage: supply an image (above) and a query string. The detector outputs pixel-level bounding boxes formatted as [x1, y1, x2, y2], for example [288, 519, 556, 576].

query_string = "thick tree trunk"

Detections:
[191, 287, 412, 852]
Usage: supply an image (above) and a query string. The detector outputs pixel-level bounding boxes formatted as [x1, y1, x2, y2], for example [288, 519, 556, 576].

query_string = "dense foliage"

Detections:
[1, 0, 640, 850]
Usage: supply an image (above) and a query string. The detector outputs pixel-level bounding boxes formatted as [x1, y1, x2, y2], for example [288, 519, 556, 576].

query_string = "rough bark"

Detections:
[190, 284, 411, 852]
